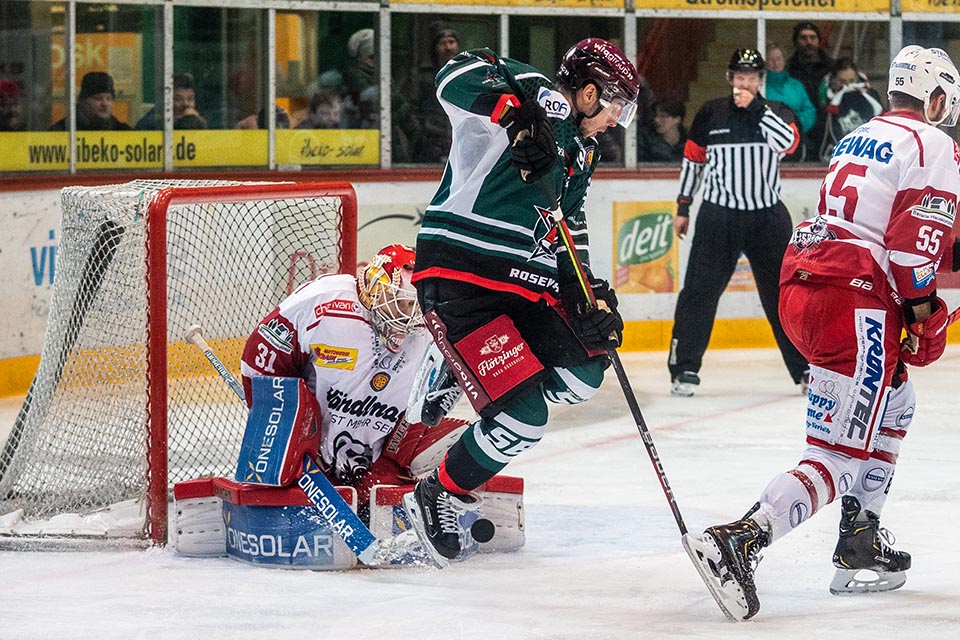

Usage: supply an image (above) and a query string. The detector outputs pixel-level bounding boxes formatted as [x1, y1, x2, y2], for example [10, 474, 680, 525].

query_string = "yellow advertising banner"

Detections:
[637, 0, 888, 11]
[612, 201, 679, 294]
[902, 0, 960, 12]
[173, 130, 267, 168]
[276, 129, 380, 166]
[0, 132, 71, 171]
[390, 0, 624, 7]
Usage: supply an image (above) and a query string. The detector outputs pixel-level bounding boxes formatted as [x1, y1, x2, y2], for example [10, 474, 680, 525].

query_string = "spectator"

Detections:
[0, 79, 25, 132]
[787, 21, 833, 109]
[765, 43, 816, 134]
[235, 105, 291, 130]
[136, 73, 207, 130]
[637, 97, 687, 162]
[410, 22, 462, 163]
[342, 28, 377, 127]
[295, 90, 342, 129]
[669, 48, 807, 397]
[812, 58, 884, 162]
[50, 71, 131, 131]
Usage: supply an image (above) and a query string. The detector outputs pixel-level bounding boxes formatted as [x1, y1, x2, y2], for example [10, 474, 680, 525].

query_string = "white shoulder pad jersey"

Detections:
[241, 273, 429, 483]
[789, 111, 960, 302]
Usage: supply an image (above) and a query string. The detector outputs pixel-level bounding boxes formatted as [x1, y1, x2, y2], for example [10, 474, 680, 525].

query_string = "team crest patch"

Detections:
[257, 318, 294, 354]
[370, 372, 391, 391]
[311, 344, 358, 370]
[480, 334, 509, 355]
[912, 264, 935, 289]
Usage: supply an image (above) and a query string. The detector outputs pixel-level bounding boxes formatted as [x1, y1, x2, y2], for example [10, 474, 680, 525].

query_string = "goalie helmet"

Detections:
[357, 244, 423, 352]
[889, 45, 960, 127]
[556, 38, 640, 128]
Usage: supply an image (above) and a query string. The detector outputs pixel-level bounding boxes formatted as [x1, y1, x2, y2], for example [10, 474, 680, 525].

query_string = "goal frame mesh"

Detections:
[3, 180, 357, 549]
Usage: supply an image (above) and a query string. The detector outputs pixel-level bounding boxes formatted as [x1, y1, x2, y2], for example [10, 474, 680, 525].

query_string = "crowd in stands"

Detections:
[0, 20, 894, 165]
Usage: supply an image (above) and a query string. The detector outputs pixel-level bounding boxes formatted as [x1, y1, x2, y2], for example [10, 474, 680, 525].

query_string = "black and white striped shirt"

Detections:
[678, 95, 799, 211]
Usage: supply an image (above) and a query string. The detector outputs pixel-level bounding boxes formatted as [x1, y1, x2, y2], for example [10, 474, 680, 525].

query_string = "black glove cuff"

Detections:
[676, 200, 691, 218]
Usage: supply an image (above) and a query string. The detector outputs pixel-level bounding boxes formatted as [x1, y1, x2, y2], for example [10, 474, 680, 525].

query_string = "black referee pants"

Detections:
[668, 200, 808, 384]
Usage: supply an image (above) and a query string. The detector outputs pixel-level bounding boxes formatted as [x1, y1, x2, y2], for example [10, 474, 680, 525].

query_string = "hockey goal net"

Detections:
[0, 179, 356, 548]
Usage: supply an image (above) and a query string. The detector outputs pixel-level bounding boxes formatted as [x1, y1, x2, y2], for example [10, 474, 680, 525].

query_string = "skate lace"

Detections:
[437, 491, 479, 535]
[877, 527, 897, 555]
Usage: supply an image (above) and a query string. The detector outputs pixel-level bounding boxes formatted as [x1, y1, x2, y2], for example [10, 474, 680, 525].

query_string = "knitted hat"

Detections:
[792, 21, 821, 45]
[348, 29, 375, 59]
[429, 22, 459, 50]
[79, 72, 115, 99]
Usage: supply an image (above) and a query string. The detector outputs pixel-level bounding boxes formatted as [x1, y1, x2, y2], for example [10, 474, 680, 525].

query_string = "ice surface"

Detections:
[1, 348, 958, 639]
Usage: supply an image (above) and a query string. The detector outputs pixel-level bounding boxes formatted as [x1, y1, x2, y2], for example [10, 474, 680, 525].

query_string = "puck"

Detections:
[471, 518, 495, 543]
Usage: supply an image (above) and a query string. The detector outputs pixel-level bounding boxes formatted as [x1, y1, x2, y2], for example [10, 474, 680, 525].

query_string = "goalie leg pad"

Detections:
[174, 496, 226, 557]
[236, 376, 322, 487]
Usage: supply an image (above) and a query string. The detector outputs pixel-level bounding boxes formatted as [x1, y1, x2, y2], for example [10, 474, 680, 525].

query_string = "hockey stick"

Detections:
[0, 220, 125, 485]
[488, 52, 690, 535]
[182, 325, 421, 567]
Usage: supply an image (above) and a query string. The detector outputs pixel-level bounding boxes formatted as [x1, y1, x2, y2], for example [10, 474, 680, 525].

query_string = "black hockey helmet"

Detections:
[557, 38, 640, 127]
[728, 48, 765, 75]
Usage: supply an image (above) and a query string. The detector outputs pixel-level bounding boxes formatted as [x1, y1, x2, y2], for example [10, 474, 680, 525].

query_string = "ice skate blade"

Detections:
[682, 533, 750, 622]
[829, 568, 907, 595]
[401, 492, 449, 569]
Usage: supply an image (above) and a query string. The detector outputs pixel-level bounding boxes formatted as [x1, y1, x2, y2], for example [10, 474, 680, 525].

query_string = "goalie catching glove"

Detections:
[499, 100, 557, 183]
[560, 277, 624, 350]
[901, 296, 949, 367]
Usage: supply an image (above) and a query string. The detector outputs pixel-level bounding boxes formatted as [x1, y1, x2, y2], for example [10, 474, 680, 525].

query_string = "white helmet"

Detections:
[889, 45, 960, 127]
[357, 244, 423, 352]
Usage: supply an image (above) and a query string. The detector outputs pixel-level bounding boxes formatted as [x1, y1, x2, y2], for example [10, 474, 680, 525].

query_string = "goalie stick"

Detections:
[0, 219, 125, 487]
[183, 324, 442, 568]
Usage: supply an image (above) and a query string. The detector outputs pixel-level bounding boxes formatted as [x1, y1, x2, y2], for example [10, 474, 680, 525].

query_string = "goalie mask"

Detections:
[357, 244, 423, 352]
[557, 38, 640, 128]
[889, 45, 960, 127]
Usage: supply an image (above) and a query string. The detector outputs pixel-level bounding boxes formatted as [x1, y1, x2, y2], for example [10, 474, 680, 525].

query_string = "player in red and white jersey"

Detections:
[685, 46, 960, 621]
[240, 245, 469, 518]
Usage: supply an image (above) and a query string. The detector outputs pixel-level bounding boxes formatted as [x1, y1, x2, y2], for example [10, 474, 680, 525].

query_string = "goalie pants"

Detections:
[418, 278, 607, 491]
[756, 280, 914, 543]
[668, 201, 807, 383]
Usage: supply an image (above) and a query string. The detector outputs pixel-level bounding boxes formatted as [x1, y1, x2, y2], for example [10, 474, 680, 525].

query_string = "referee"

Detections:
[669, 48, 808, 397]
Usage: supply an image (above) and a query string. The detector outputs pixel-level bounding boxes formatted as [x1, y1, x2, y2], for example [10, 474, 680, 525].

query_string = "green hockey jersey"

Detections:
[412, 49, 600, 305]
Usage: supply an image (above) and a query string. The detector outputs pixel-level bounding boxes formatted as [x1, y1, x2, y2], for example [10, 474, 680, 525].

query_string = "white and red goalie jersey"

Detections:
[240, 274, 430, 484]
[782, 110, 960, 303]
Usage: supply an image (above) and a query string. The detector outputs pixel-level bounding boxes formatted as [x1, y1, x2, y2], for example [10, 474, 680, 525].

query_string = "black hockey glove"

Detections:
[560, 277, 624, 351]
[499, 100, 557, 183]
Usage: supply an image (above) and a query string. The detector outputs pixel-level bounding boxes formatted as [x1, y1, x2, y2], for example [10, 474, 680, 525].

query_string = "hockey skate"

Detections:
[671, 371, 700, 397]
[829, 495, 911, 595]
[683, 505, 769, 622]
[402, 469, 482, 568]
[407, 342, 463, 427]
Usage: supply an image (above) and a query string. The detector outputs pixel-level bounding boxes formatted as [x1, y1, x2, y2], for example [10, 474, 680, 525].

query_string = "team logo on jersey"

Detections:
[529, 205, 559, 261]
[332, 431, 374, 484]
[257, 318, 295, 354]
[315, 299, 360, 318]
[791, 216, 835, 251]
[536, 87, 570, 120]
[480, 334, 510, 355]
[311, 344, 358, 370]
[370, 372, 391, 391]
